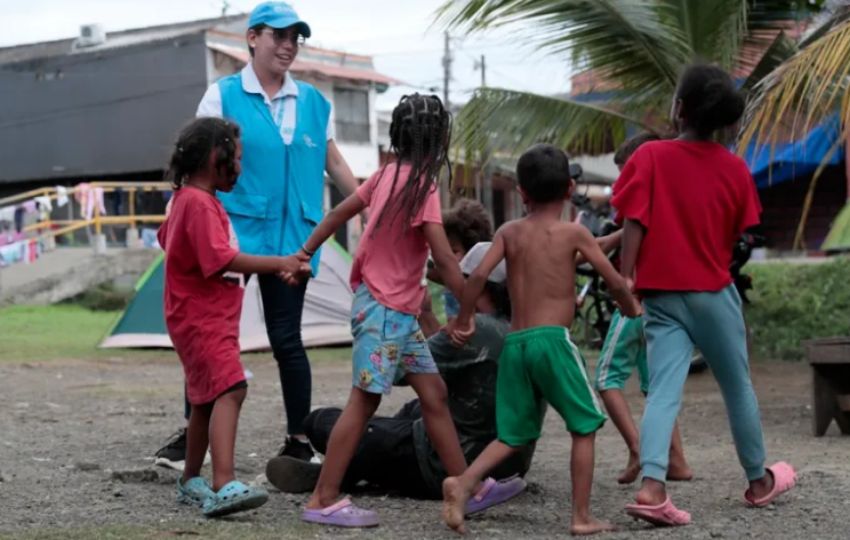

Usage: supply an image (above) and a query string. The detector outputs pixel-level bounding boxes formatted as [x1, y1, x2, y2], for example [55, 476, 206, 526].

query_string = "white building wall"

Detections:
[308, 79, 379, 180]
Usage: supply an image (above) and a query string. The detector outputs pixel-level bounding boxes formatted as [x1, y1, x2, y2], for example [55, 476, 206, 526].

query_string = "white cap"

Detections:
[459, 242, 507, 284]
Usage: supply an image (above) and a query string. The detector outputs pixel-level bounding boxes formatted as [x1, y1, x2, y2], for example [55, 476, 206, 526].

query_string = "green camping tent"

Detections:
[101, 242, 354, 351]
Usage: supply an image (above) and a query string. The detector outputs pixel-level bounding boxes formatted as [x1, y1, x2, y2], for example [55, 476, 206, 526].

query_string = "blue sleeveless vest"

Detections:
[217, 73, 330, 274]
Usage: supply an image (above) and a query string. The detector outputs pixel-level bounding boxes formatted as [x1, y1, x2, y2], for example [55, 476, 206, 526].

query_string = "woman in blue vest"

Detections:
[155, 1, 360, 469]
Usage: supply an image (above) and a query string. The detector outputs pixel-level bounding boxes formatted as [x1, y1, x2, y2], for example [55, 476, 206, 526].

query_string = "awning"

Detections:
[743, 113, 845, 189]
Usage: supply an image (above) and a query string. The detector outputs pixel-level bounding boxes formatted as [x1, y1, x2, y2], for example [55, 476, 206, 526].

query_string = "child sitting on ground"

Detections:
[594, 131, 693, 485]
[445, 143, 642, 535]
[421, 198, 493, 335]
[158, 117, 308, 518]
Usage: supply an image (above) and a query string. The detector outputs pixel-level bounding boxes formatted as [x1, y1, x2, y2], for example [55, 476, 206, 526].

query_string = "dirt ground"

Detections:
[1, 351, 848, 539]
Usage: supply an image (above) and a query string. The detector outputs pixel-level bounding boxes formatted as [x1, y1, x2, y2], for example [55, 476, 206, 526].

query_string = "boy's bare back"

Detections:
[500, 214, 593, 330]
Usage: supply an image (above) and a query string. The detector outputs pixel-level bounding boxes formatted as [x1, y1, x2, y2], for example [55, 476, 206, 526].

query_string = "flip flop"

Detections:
[301, 497, 379, 528]
[625, 497, 691, 527]
[465, 476, 527, 515]
[744, 461, 797, 508]
[202, 480, 268, 518]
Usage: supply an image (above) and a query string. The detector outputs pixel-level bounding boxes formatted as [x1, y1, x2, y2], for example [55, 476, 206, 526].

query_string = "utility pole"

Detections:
[442, 31, 452, 109]
[441, 31, 453, 206]
[474, 54, 486, 88]
[475, 54, 494, 218]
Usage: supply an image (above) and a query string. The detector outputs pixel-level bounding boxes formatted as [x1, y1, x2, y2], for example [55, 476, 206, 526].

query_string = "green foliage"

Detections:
[747, 258, 850, 360]
[439, 0, 832, 166]
[0, 304, 351, 364]
[63, 282, 134, 311]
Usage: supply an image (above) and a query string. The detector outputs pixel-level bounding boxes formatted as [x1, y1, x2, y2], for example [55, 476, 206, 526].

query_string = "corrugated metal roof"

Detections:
[0, 15, 247, 65]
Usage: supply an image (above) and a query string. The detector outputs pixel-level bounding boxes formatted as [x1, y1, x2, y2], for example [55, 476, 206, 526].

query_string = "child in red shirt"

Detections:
[613, 64, 796, 527]
[158, 117, 308, 518]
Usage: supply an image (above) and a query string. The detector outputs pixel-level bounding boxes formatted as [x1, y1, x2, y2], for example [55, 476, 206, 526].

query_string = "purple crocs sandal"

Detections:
[301, 497, 379, 528]
[465, 476, 527, 515]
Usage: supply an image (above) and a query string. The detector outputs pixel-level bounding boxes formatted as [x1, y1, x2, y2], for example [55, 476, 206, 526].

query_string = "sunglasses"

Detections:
[259, 27, 305, 47]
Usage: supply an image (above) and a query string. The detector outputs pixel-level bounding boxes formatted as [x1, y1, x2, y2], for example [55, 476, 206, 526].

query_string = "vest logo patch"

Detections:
[303, 134, 317, 148]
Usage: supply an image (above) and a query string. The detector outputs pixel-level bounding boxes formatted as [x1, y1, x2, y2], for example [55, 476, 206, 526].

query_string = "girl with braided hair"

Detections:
[293, 94, 506, 527]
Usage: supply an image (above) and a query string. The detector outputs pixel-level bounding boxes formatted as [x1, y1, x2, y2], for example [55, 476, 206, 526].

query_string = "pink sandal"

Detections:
[744, 461, 797, 508]
[625, 497, 691, 527]
[301, 497, 379, 528]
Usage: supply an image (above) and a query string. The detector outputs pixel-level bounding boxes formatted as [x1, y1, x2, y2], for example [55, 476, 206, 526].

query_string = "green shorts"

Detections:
[595, 310, 648, 394]
[495, 326, 606, 445]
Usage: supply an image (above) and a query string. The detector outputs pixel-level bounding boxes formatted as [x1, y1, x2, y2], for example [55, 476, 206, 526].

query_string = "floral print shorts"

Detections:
[350, 284, 438, 394]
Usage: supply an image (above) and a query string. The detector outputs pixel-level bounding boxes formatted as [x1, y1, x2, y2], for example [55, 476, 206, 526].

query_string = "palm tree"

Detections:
[438, 0, 823, 155]
[739, 3, 850, 248]
[439, 0, 849, 248]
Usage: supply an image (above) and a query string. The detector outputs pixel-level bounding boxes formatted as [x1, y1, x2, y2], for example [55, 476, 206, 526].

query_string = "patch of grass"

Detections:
[747, 258, 850, 360]
[0, 305, 126, 362]
[0, 304, 352, 365]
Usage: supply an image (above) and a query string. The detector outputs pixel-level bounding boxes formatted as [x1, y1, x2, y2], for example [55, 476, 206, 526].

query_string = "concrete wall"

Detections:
[0, 248, 160, 307]
[0, 33, 209, 184]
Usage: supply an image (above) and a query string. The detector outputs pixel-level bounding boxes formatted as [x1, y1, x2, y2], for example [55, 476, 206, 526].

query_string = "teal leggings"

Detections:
[641, 285, 766, 482]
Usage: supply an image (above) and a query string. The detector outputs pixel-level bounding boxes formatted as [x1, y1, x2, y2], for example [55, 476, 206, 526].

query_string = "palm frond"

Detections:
[437, 0, 688, 93]
[453, 88, 657, 164]
[657, 0, 747, 68]
[738, 17, 850, 151]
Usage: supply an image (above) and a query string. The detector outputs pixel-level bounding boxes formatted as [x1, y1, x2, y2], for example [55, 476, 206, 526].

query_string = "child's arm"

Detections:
[620, 219, 645, 287]
[574, 229, 623, 265]
[299, 193, 367, 258]
[423, 223, 464, 301]
[574, 225, 641, 318]
[417, 292, 442, 338]
[451, 232, 506, 345]
[226, 253, 308, 277]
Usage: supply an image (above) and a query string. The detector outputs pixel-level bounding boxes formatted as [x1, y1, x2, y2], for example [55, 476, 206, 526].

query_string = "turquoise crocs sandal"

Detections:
[202, 480, 269, 518]
[177, 477, 215, 507]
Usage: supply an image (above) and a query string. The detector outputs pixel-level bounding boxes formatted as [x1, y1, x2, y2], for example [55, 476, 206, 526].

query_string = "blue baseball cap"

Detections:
[248, 2, 311, 38]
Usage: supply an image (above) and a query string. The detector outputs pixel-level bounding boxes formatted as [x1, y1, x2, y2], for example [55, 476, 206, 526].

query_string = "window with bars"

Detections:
[333, 87, 370, 143]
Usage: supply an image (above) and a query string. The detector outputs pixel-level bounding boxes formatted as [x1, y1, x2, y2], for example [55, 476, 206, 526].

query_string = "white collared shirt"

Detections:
[197, 63, 334, 145]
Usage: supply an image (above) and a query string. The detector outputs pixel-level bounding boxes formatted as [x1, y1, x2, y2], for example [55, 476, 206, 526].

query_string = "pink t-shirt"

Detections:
[350, 162, 443, 315]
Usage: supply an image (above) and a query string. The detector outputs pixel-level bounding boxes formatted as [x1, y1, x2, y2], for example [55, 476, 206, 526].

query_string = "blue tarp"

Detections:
[743, 113, 845, 189]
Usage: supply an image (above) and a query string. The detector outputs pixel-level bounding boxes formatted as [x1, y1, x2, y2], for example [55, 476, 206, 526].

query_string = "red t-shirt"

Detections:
[350, 162, 443, 314]
[611, 140, 761, 292]
[157, 186, 246, 405]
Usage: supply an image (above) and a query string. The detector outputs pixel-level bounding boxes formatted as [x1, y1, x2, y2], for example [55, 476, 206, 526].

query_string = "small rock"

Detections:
[113, 489, 123, 497]
[111, 469, 159, 483]
[75, 462, 100, 472]
[710, 532, 724, 538]
[0, 471, 4, 482]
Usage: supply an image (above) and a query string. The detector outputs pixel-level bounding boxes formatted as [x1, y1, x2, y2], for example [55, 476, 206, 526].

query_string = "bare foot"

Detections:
[617, 454, 641, 484]
[571, 516, 616, 536]
[667, 461, 694, 482]
[442, 476, 470, 534]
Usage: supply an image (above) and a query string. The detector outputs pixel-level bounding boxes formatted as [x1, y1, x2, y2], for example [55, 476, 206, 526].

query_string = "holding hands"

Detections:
[277, 254, 312, 286]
